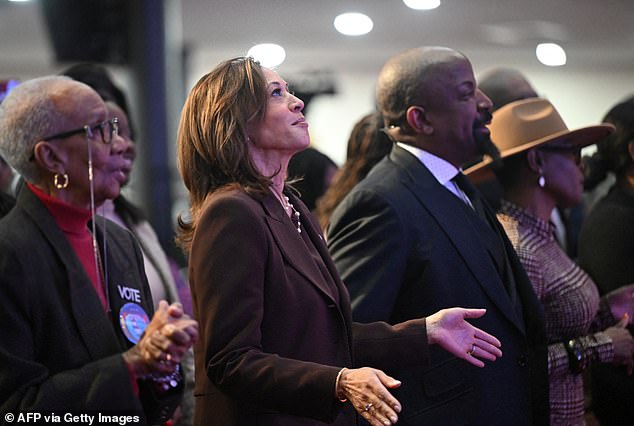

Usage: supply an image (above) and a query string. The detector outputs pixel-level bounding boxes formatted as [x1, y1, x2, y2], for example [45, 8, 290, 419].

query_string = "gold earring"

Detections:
[54, 173, 69, 189]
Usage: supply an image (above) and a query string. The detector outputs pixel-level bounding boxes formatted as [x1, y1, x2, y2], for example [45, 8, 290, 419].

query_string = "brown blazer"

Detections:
[189, 187, 430, 425]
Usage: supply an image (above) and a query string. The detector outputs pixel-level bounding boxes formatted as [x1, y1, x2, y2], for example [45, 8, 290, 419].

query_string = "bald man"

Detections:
[327, 47, 548, 425]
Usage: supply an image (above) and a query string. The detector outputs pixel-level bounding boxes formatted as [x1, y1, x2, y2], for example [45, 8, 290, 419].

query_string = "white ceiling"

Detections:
[1, 0, 633, 80]
[186, 0, 634, 75]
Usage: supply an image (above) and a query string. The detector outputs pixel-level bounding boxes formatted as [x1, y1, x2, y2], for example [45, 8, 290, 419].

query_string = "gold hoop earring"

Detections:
[54, 173, 69, 189]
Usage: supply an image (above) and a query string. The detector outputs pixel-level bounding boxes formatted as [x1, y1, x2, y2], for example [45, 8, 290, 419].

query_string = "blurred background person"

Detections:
[468, 97, 634, 425]
[472, 67, 539, 211]
[0, 155, 15, 217]
[316, 111, 393, 231]
[176, 56, 502, 426]
[0, 75, 198, 423]
[0, 154, 14, 194]
[0, 79, 18, 217]
[0, 78, 20, 104]
[287, 145, 338, 212]
[478, 67, 539, 111]
[578, 95, 634, 425]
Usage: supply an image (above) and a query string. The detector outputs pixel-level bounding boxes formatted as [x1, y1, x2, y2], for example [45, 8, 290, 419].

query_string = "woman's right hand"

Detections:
[337, 367, 402, 426]
[604, 315, 634, 374]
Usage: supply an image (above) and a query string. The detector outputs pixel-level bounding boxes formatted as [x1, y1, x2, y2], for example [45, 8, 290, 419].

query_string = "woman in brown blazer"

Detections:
[176, 57, 502, 426]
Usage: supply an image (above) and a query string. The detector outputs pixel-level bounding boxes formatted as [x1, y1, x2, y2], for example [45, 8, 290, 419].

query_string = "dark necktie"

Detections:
[452, 172, 521, 310]
[452, 172, 487, 222]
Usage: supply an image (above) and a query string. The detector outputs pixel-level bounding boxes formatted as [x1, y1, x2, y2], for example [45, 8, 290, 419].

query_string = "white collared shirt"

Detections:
[396, 142, 472, 206]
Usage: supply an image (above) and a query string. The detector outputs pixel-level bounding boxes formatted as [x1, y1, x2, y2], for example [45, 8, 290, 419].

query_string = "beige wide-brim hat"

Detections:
[465, 97, 615, 176]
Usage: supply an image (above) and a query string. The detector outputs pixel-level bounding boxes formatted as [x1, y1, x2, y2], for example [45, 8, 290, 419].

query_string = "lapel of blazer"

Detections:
[390, 147, 526, 334]
[20, 187, 125, 358]
[289, 192, 354, 317]
[261, 192, 338, 305]
[289, 193, 354, 346]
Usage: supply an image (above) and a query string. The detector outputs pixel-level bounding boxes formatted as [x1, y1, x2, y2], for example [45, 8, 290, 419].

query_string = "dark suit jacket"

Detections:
[0, 186, 181, 425]
[189, 187, 431, 426]
[327, 146, 549, 426]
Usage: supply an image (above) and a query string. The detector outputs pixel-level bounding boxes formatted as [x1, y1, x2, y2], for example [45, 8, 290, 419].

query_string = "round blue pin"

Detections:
[119, 302, 150, 344]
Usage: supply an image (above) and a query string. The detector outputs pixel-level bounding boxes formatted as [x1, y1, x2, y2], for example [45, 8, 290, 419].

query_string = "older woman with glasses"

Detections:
[0, 76, 198, 424]
[467, 98, 634, 425]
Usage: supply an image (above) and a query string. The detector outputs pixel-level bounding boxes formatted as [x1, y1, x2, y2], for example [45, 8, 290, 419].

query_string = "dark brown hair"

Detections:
[176, 57, 270, 251]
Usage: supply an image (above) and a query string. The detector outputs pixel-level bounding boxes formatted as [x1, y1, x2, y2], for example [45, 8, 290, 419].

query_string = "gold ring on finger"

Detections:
[467, 344, 476, 355]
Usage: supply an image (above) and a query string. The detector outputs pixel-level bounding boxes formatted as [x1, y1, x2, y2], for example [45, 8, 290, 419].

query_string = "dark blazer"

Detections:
[0, 186, 181, 425]
[189, 187, 431, 426]
[327, 145, 549, 426]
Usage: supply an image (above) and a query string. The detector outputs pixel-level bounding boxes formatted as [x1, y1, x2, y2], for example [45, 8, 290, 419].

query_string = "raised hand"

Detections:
[426, 308, 503, 368]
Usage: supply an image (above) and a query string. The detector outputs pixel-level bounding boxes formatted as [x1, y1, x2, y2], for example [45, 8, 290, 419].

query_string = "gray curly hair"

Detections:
[0, 76, 74, 183]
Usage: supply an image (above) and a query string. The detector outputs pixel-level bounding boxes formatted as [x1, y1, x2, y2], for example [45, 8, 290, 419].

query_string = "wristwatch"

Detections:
[564, 338, 585, 374]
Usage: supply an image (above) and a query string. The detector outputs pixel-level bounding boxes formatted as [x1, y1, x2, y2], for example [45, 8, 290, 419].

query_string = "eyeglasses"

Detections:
[42, 117, 119, 145]
[538, 144, 582, 164]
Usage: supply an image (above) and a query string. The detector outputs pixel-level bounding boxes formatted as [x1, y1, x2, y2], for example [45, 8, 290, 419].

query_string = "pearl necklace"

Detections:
[280, 194, 302, 233]
[284, 196, 302, 233]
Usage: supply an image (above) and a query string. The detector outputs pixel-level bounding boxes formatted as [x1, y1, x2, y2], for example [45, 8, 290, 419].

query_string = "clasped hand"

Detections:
[123, 300, 199, 378]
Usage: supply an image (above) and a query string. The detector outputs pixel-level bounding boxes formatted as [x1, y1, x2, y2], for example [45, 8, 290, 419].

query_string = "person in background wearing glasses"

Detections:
[0, 76, 199, 424]
[466, 97, 634, 425]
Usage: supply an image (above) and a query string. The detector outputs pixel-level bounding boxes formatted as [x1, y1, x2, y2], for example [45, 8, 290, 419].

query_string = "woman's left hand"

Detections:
[337, 367, 402, 426]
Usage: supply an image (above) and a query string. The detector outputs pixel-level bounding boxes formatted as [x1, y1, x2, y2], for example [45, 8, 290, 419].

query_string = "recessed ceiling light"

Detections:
[334, 12, 374, 36]
[535, 43, 567, 66]
[247, 43, 286, 68]
[403, 0, 441, 10]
